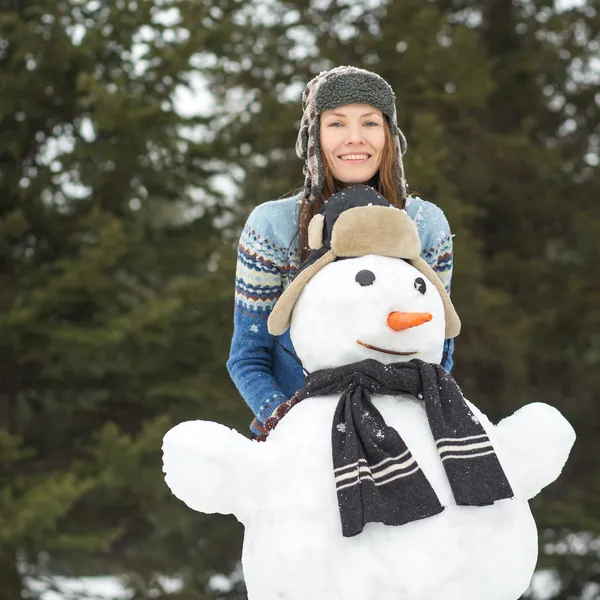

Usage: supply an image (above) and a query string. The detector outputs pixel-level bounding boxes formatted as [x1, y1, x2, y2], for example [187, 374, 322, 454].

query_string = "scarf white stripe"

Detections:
[441, 449, 497, 462]
[435, 433, 489, 445]
[337, 464, 422, 492]
[437, 440, 493, 455]
[334, 449, 411, 475]
[335, 457, 416, 485]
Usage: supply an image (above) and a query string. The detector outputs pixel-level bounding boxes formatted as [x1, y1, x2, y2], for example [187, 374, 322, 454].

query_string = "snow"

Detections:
[527, 570, 561, 600]
[412, 205, 424, 228]
[29, 576, 128, 600]
[19, 568, 586, 600]
[26, 573, 246, 599]
[556, 0, 586, 10]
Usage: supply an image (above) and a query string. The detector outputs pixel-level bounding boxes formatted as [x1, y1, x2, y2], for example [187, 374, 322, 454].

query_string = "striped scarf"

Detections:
[297, 359, 514, 538]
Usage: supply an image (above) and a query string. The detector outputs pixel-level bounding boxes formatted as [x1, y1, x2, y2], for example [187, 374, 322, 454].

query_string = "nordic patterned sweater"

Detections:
[227, 193, 455, 435]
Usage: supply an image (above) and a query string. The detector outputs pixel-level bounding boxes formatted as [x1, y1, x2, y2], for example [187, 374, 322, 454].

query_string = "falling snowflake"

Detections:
[336, 423, 346, 433]
[250, 324, 259, 333]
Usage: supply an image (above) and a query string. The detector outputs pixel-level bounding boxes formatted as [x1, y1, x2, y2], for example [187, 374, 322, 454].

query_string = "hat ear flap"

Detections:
[397, 129, 407, 155]
[296, 126, 309, 159]
[387, 120, 407, 156]
[308, 213, 325, 250]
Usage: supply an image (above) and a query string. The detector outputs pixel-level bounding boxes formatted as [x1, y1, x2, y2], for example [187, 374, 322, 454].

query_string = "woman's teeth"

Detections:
[340, 154, 370, 161]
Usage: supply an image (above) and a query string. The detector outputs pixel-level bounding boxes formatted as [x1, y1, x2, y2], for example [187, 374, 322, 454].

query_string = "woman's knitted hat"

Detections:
[296, 66, 408, 205]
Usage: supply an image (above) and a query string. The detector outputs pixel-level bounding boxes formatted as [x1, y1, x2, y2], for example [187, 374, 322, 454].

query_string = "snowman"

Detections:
[162, 185, 575, 600]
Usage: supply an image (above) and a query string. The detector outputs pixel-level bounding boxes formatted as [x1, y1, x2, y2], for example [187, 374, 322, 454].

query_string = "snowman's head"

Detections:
[290, 255, 446, 371]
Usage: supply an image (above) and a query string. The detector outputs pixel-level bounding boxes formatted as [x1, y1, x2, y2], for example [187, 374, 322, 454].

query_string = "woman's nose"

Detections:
[344, 124, 364, 144]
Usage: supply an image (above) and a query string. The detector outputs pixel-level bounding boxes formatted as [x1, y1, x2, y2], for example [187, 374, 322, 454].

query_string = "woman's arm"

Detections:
[226, 207, 289, 432]
[424, 224, 453, 295]
[421, 207, 455, 372]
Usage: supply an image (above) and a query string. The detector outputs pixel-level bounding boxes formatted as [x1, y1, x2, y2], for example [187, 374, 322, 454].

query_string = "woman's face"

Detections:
[319, 103, 386, 185]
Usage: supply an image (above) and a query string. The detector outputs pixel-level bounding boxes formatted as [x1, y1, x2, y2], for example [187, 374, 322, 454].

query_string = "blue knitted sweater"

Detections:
[227, 194, 455, 434]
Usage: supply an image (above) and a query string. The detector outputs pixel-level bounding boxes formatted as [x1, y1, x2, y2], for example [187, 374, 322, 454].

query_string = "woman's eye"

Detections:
[364, 121, 380, 127]
[328, 121, 343, 127]
[355, 270, 376, 287]
[414, 277, 427, 295]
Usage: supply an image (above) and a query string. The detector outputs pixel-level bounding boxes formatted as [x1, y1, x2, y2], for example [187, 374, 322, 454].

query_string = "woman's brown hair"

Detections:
[297, 121, 406, 261]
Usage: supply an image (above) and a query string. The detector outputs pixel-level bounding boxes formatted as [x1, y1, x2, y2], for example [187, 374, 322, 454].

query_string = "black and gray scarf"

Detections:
[297, 358, 514, 538]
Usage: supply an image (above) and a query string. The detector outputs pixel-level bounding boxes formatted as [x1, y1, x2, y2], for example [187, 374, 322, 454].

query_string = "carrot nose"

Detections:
[387, 312, 432, 331]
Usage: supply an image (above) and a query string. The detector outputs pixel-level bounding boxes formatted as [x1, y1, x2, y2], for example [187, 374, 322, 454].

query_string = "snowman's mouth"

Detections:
[356, 340, 419, 356]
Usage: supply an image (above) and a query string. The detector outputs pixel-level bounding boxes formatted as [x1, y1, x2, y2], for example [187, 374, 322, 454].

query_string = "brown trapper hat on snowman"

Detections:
[267, 184, 461, 339]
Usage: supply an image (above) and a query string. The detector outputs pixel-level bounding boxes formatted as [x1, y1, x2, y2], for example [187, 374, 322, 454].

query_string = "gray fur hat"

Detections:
[296, 66, 408, 205]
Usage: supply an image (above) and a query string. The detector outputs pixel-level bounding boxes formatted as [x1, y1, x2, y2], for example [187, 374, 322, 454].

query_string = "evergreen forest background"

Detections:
[1, 0, 599, 598]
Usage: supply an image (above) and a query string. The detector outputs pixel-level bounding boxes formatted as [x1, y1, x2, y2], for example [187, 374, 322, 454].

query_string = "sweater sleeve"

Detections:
[421, 210, 453, 295]
[226, 207, 289, 428]
[420, 206, 456, 372]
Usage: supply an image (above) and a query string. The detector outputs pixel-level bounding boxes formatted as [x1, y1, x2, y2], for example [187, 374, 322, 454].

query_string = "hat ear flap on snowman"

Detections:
[268, 185, 461, 339]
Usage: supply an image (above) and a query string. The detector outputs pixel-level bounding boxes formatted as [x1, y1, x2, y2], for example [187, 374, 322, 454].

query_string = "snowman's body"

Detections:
[163, 254, 575, 600]
[241, 394, 539, 600]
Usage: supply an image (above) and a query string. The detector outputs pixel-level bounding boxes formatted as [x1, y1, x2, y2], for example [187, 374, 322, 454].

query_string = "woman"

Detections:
[227, 66, 455, 436]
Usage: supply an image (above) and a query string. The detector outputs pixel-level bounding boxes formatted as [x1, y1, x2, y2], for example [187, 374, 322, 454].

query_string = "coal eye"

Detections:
[355, 269, 376, 287]
[414, 277, 427, 295]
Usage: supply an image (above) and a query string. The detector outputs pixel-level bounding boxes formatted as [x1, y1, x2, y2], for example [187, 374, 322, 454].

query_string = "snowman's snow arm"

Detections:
[162, 420, 267, 523]
[495, 402, 576, 501]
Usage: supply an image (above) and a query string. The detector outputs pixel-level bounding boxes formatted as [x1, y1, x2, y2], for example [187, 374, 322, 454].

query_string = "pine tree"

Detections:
[469, 2, 600, 597]
[0, 0, 246, 597]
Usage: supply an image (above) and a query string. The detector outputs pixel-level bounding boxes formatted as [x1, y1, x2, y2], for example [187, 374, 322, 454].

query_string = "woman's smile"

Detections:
[338, 153, 372, 163]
